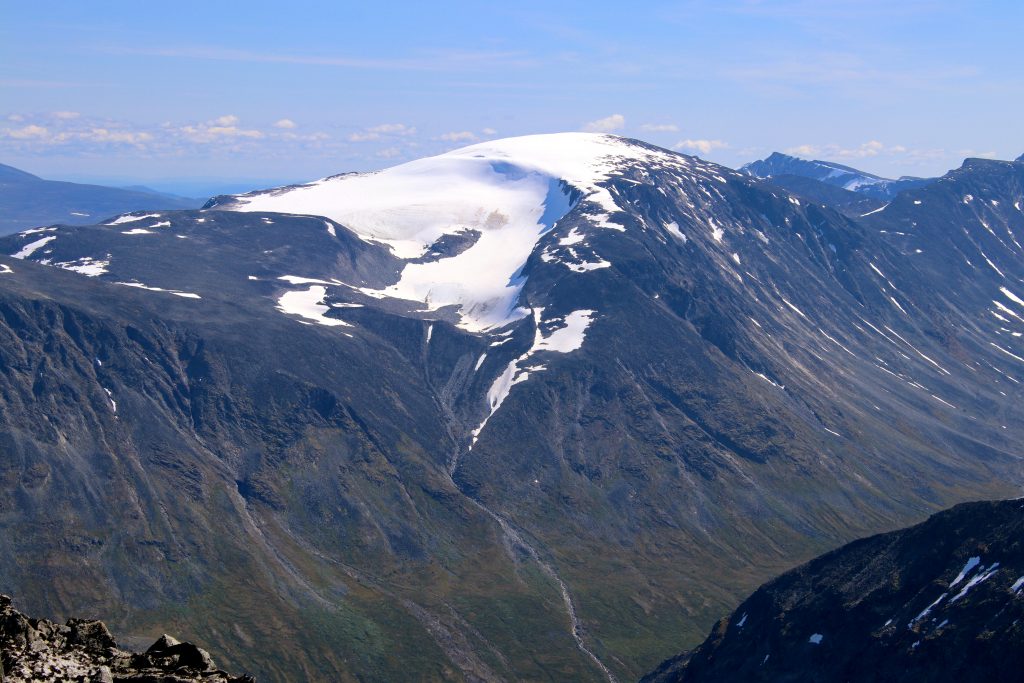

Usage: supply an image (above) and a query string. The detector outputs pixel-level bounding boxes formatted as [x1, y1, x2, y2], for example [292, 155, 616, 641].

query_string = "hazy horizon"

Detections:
[9, 138, 1018, 202]
[4, 0, 1021, 187]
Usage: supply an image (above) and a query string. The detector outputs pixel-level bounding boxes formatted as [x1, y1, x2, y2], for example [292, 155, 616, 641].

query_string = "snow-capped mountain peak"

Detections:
[214, 133, 688, 331]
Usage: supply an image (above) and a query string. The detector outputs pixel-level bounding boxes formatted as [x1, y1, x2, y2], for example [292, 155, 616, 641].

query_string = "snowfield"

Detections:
[223, 133, 680, 331]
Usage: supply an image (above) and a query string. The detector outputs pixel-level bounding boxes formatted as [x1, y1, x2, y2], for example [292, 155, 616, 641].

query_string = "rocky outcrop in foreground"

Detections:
[643, 499, 1024, 683]
[0, 594, 253, 682]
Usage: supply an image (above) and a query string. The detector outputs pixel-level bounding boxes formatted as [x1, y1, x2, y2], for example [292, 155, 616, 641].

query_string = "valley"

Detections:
[0, 134, 1022, 681]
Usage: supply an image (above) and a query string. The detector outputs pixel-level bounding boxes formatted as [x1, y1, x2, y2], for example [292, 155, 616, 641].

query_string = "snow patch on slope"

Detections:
[664, 221, 688, 242]
[54, 255, 110, 276]
[950, 557, 982, 587]
[563, 258, 611, 273]
[1001, 287, 1024, 308]
[277, 285, 351, 327]
[116, 281, 202, 299]
[11, 235, 56, 259]
[107, 213, 161, 225]
[950, 563, 1000, 603]
[472, 308, 595, 445]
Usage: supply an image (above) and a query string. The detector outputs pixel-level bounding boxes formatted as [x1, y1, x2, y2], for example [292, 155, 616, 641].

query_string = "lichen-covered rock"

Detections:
[66, 618, 116, 651]
[0, 595, 254, 682]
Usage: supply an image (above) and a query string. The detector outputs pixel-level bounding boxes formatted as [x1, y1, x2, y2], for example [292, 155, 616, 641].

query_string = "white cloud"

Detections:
[675, 139, 729, 155]
[278, 130, 330, 145]
[3, 122, 151, 146]
[439, 131, 477, 142]
[640, 123, 679, 132]
[855, 140, 885, 157]
[274, 118, 297, 129]
[583, 114, 625, 133]
[179, 115, 263, 143]
[349, 123, 416, 142]
[81, 128, 153, 144]
[957, 148, 998, 159]
[0, 113, 337, 156]
[6, 124, 50, 140]
[211, 126, 263, 139]
[481, 127, 497, 136]
[785, 140, 919, 160]
[52, 111, 81, 120]
[785, 144, 820, 156]
[368, 123, 416, 135]
[377, 146, 401, 158]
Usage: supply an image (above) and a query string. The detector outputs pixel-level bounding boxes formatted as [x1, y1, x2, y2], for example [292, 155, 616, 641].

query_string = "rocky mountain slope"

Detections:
[0, 134, 1021, 681]
[0, 162, 201, 235]
[742, 151, 934, 200]
[642, 499, 1024, 683]
[0, 594, 252, 682]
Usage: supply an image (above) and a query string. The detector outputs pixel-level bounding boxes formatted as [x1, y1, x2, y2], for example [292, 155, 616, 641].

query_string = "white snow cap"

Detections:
[223, 133, 683, 331]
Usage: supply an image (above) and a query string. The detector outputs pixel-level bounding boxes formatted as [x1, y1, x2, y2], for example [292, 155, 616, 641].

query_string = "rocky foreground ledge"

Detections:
[0, 595, 253, 682]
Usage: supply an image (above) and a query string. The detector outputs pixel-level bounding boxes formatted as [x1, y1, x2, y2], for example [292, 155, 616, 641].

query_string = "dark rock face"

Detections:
[643, 499, 1024, 683]
[0, 594, 253, 682]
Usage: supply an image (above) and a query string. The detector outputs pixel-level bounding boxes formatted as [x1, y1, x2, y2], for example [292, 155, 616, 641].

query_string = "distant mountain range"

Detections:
[0, 135, 1022, 681]
[747, 171, 888, 217]
[643, 499, 1024, 683]
[742, 151, 936, 206]
[0, 162, 202, 235]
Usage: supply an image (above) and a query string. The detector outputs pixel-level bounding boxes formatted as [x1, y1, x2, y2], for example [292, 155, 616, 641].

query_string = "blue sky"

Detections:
[2, 0, 1021, 195]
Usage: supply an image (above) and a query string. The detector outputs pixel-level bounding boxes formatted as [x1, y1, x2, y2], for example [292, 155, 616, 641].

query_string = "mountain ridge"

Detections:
[0, 133, 1021, 680]
[0, 162, 203, 236]
[742, 151, 935, 199]
[0, 162, 42, 182]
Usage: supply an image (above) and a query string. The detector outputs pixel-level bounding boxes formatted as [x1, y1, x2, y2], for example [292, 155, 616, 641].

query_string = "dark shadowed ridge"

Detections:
[741, 151, 935, 200]
[642, 499, 1024, 683]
